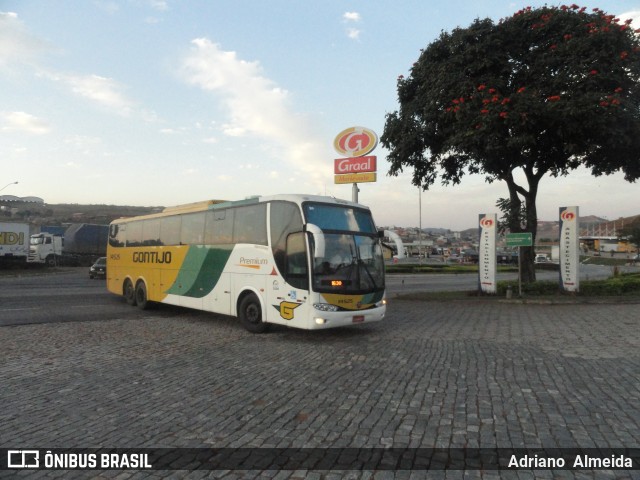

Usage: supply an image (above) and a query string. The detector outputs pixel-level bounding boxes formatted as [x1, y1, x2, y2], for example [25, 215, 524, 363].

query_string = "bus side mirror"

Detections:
[304, 223, 325, 259]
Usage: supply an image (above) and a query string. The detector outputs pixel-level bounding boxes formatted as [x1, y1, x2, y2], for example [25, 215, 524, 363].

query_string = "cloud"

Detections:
[343, 12, 361, 22]
[148, 0, 169, 11]
[180, 38, 328, 180]
[347, 28, 361, 40]
[1, 111, 50, 134]
[43, 72, 136, 116]
[618, 10, 640, 25]
[343, 11, 362, 40]
[63, 74, 135, 116]
[1, 13, 139, 118]
[0, 11, 48, 68]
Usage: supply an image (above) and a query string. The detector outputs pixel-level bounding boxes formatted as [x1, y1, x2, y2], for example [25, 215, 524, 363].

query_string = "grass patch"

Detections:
[580, 255, 638, 266]
[394, 272, 640, 301]
[497, 272, 640, 297]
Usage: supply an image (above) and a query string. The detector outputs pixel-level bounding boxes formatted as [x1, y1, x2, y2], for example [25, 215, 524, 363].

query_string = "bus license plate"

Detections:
[352, 315, 364, 323]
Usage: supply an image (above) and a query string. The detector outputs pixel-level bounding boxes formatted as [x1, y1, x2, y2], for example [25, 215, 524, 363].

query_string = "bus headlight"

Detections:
[376, 298, 387, 308]
[313, 303, 339, 312]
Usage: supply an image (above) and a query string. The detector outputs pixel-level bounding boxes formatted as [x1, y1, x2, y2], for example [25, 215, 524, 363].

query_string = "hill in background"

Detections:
[1, 203, 162, 226]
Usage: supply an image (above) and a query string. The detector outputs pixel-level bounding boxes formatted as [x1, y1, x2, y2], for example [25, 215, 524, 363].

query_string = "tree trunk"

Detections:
[504, 172, 539, 284]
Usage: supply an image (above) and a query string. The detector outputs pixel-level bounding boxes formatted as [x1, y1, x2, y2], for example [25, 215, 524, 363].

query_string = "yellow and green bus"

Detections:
[106, 194, 386, 332]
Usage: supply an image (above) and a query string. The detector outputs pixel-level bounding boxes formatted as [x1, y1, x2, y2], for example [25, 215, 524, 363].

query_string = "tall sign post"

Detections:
[506, 232, 533, 297]
[333, 127, 378, 203]
[478, 214, 497, 294]
[559, 206, 580, 292]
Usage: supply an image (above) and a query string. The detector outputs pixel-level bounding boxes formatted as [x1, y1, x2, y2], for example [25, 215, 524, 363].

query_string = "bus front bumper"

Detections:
[309, 304, 386, 329]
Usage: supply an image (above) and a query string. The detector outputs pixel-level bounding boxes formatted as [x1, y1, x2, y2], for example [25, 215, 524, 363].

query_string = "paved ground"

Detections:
[1, 298, 639, 479]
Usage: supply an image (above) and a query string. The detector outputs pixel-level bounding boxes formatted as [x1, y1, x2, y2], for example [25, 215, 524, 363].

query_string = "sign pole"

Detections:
[518, 246, 522, 297]
[352, 183, 359, 203]
[505, 232, 532, 298]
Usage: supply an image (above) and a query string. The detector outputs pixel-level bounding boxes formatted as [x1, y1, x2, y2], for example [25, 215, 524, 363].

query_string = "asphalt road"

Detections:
[0, 269, 143, 327]
[1, 263, 637, 326]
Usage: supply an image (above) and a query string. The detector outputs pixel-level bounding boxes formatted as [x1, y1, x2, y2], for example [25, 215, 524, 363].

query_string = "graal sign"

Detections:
[334, 156, 376, 174]
[333, 127, 378, 187]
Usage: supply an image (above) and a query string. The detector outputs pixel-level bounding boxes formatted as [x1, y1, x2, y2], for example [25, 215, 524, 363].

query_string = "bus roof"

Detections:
[110, 194, 367, 225]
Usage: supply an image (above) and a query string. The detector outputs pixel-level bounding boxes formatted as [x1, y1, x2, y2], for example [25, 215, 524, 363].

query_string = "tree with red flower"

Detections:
[382, 4, 640, 283]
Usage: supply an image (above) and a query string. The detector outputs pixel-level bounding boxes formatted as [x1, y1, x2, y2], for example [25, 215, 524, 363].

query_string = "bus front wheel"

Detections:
[124, 279, 136, 306]
[238, 293, 269, 333]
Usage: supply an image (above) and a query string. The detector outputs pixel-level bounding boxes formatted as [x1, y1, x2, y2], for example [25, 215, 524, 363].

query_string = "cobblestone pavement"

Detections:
[1, 299, 639, 479]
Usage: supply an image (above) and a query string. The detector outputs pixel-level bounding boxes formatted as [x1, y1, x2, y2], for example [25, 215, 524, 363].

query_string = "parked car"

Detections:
[89, 257, 107, 279]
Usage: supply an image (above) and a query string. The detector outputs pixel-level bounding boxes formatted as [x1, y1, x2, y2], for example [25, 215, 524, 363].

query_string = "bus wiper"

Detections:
[359, 259, 378, 290]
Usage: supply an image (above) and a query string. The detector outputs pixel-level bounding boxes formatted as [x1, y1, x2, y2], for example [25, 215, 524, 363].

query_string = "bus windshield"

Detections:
[303, 203, 377, 233]
[303, 203, 385, 294]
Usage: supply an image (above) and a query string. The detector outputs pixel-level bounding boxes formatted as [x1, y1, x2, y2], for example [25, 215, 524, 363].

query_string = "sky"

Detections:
[1, 0, 639, 230]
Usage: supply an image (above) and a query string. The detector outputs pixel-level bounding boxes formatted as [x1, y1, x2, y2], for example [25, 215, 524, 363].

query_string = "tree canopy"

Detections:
[382, 4, 640, 281]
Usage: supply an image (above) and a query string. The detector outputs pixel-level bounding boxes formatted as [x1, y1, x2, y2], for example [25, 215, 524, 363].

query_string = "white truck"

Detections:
[27, 232, 64, 266]
[0, 222, 30, 261]
[27, 224, 108, 266]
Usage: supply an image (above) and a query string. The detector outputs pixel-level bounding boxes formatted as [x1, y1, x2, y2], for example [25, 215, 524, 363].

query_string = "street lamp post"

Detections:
[0, 181, 19, 193]
[419, 187, 422, 265]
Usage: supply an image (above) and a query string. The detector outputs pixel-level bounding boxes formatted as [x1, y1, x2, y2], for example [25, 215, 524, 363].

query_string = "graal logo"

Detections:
[8, 450, 39, 468]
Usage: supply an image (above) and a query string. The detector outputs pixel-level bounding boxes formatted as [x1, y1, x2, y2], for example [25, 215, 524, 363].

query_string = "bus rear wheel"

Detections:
[135, 281, 149, 310]
[238, 293, 269, 333]
[124, 279, 136, 306]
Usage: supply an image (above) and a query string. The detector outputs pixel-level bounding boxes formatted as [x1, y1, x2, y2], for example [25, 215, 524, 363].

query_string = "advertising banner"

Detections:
[559, 206, 580, 292]
[478, 214, 497, 294]
[334, 173, 377, 184]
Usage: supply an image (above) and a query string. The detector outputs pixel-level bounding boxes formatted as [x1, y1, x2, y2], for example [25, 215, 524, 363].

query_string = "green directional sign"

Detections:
[506, 232, 532, 247]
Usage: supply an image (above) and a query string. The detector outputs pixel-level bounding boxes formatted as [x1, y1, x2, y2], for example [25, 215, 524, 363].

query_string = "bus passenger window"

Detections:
[160, 216, 181, 246]
[233, 204, 267, 245]
[142, 219, 161, 246]
[126, 221, 143, 247]
[181, 213, 206, 245]
[206, 209, 234, 244]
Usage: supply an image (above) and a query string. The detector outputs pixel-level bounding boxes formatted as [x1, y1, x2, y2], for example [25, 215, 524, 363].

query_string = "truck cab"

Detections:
[534, 253, 549, 264]
[27, 233, 63, 266]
